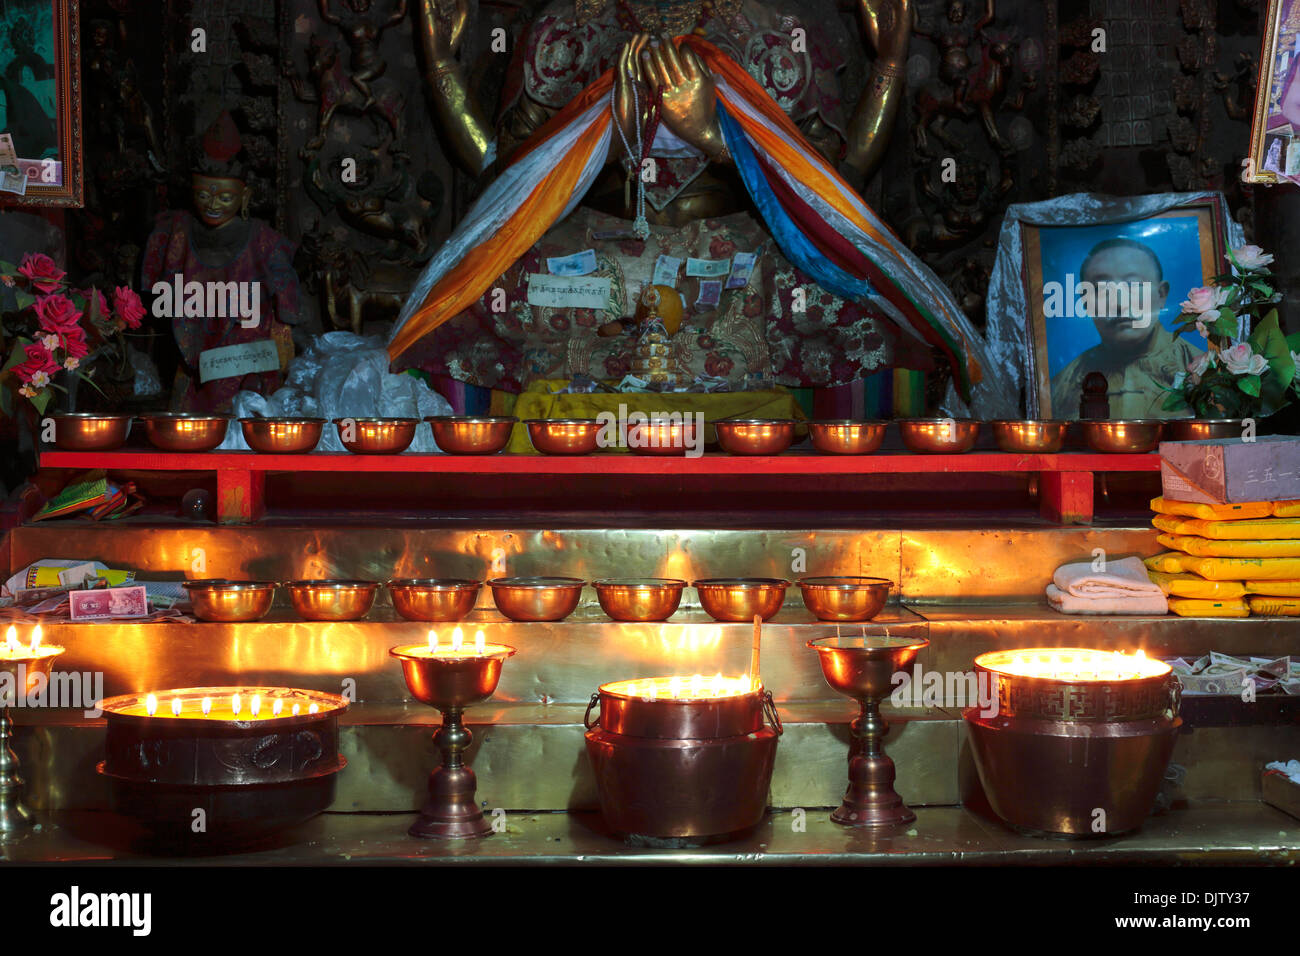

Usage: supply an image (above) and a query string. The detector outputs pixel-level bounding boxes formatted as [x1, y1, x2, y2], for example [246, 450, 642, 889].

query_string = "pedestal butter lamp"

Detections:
[0, 625, 65, 838]
[808, 632, 929, 827]
[390, 627, 515, 839]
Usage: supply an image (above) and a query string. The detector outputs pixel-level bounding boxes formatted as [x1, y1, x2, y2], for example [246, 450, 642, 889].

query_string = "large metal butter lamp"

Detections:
[0, 625, 65, 839]
[809, 634, 929, 827]
[391, 628, 516, 839]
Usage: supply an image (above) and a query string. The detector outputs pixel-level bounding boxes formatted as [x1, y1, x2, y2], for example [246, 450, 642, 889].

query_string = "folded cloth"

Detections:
[1156, 531, 1300, 558]
[1052, 555, 1165, 598]
[1150, 496, 1273, 521]
[1046, 583, 1169, 615]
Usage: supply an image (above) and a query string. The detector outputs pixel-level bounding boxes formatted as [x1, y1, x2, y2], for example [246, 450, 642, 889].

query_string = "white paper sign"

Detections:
[686, 257, 730, 278]
[652, 254, 683, 287]
[198, 339, 280, 384]
[547, 249, 597, 276]
[526, 274, 612, 310]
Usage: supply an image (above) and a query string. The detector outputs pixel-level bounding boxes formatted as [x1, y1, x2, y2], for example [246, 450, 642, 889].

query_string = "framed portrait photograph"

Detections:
[1249, 0, 1300, 185]
[1021, 197, 1228, 419]
[0, 0, 81, 206]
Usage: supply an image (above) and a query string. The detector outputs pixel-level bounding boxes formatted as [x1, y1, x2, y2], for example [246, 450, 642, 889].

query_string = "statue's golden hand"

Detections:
[613, 34, 651, 161]
[858, 0, 911, 66]
[419, 0, 469, 64]
[640, 38, 726, 161]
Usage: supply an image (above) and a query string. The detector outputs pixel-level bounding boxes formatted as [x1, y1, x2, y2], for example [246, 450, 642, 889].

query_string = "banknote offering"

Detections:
[68, 585, 149, 621]
[1168, 653, 1300, 695]
[0, 135, 24, 196]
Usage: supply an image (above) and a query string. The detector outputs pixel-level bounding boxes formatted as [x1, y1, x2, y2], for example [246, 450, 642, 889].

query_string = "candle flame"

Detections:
[308, 702, 319, 714]
[292, 703, 300, 716]
[145, 693, 158, 717]
[452, 627, 464, 653]
[427, 629, 437, 651]
[170, 697, 182, 717]
[231, 693, 242, 717]
[201, 697, 212, 716]
[30, 624, 42, 653]
[5, 626, 17, 654]
[273, 699, 284, 717]
[251, 694, 261, 717]
[984, 647, 1169, 681]
[474, 629, 486, 655]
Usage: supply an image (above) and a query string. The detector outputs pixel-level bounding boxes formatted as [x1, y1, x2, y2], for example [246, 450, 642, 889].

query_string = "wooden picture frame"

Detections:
[1020, 197, 1228, 419]
[0, 0, 82, 207]
[1248, 0, 1300, 185]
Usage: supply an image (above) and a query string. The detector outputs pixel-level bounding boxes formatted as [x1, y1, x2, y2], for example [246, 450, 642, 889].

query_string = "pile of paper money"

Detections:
[1166, 652, 1300, 695]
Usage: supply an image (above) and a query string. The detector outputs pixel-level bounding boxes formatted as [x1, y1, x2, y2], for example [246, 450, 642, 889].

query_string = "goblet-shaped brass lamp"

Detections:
[390, 628, 515, 839]
[0, 625, 65, 838]
[808, 633, 929, 827]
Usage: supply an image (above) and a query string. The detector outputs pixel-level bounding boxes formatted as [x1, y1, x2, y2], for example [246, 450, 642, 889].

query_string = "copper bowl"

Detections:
[141, 414, 230, 452]
[714, 419, 797, 455]
[1164, 419, 1245, 442]
[427, 416, 517, 454]
[284, 579, 379, 621]
[797, 576, 892, 622]
[182, 580, 277, 622]
[693, 578, 790, 622]
[333, 417, 419, 454]
[1081, 419, 1164, 454]
[387, 578, 482, 622]
[48, 413, 132, 451]
[240, 417, 325, 454]
[898, 418, 980, 454]
[627, 418, 701, 456]
[989, 420, 1069, 454]
[807, 420, 887, 455]
[488, 576, 586, 621]
[593, 578, 688, 621]
[525, 419, 602, 455]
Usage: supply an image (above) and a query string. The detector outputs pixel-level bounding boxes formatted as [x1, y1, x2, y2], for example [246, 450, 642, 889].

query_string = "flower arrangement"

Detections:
[0, 253, 146, 416]
[1163, 244, 1296, 420]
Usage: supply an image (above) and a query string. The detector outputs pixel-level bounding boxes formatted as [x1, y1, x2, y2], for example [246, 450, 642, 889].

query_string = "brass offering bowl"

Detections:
[898, 418, 980, 454]
[284, 579, 379, 621]
[387, 578, 482, 622]
[427, 416, 517, 454]
[807, 420, 887, 455]
[1081, 419, 1163, 454]
[593, 578, 688, 622]
[525, 419, 602, 455]
[989, 420, 1069, 454]
[488, 576, 586, 621]
[627, 418, 700, 456]
[1164, 418, 1244, 442]
[182, 580, 277, 622]
[693, 578, 790, 622]
[798, 576, 892, 622]
[333, 417, 419, 454]
[240, 417, 325, 454]
[140, 414, 229, 452]
[48, 413, 132, 451]
[713, 419, 796, 455]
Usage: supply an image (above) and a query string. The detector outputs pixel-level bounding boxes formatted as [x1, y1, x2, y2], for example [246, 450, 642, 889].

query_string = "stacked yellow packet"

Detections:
[1167, 596, 1251, 617]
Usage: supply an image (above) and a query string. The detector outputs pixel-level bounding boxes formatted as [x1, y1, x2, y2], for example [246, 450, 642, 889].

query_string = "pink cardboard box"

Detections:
[1159, 435, 1300, 504]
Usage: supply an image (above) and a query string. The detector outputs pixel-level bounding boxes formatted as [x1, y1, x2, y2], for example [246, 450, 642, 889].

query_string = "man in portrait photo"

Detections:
[1049, 238, 1204, 418]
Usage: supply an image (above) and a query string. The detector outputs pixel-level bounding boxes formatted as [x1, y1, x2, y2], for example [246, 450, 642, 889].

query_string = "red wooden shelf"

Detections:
[38, 449, 1159, 524]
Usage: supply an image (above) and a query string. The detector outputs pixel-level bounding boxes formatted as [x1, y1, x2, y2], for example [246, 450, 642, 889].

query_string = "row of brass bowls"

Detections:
[142, 414, 230, 452]
[797, 576, 892, 621]
[693, 578, 791, 622]
[714, 420, 797, 455]
[283, 580, 380, 620]
[593, 578, 688, 621]
[807, 420, 887, 454]
[1079, 419, 1164, 454]
[388, 578, 482, 621]
[241, 417, 326, 453]
[488, 576, 586, 621]
[46, 413, 134, 451]
[989, 420, 1070, 454]
[525, 419, 602, 455]
[898, 418, 981, 453]
[429, 416, 516, 454]
[182, 580, 277, 622]
[333, 418, 419, 454]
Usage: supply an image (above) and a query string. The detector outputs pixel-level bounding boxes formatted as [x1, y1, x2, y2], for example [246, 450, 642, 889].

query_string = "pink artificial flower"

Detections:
[16, 253, 65, 292]
[63, 356, 80, 371]
[1232, 245, 1274, 270]
[34, 293, 83, 333]
[1220, 342, 1268, 376]
[12, 342, 59, 384]
[61, 326, 90, 359]
[112, 286, 146, 330]
[1187, 352, 1212, 384]
[1179, 286, 1228, 316]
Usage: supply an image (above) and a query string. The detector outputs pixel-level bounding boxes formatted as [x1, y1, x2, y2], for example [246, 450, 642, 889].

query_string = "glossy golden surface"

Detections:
[525, 419, 602, 455]
[387, 579, 482, 622]
[798, 576, 892, 622]
[807, 420, 887, 455]
[240, 418, 325, 454]
[0, 646, 65, 697]
[427, 417, 517, 455]
[140, 414, 230, 452]
[1081, 419, 1164, 454]
[989, 420, 1069, 454]
[284, 580, 379, 622]
[182, 580, 276, 622]
[333, 418, 419, 455]
[808, 634, 930, 700]
[390, 643, 515, 710]
[593, 578, 687, 622]
[714, 420, 796, 456]
[898, 419, 980, 454]
[693, 578, 790, 622]
[49, 414, 132, 451]
[627, 419, 699, 457]
[1164, 419, 1245, 442]
[488, 577, 586, 622]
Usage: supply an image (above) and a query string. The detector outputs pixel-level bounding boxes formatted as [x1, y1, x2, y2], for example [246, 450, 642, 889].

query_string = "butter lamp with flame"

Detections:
[0, 625, 65, 838]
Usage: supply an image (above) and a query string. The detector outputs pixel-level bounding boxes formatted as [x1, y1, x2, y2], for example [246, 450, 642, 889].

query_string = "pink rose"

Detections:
[61, 326, 89, 359]
[112, 286, 146, 330]
[1179, 286, 1228, 316]
[1232, 245, 1274, 270]
[12, 343, 59, 384]
[1220, 342, 1268, 376]
[34, 293, 83, 332]
[16, 253, 65, 292]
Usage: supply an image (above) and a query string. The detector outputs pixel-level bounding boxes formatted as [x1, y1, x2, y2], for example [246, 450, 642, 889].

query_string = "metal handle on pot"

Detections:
[584, 692, 601, 730]
[761, 689, 783, 736]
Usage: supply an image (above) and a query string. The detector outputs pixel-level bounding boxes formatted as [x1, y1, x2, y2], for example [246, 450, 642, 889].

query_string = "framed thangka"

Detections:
[1021, 198, 1227, 419]
[0, 0, 81, 206]
[1249, 0, 1300, 185]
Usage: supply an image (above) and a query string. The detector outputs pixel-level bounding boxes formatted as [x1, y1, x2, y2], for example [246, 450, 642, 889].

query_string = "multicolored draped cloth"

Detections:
[389, 35, 990, 402]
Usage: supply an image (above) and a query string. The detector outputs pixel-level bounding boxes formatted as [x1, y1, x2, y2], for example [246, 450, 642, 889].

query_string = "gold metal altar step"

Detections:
[11, 702, 1295, 813]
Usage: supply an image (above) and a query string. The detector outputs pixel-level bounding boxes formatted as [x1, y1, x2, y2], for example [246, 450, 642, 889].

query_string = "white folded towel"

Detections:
[1053, 556, 1164, 599]
[1046, 583, 1169, 615]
